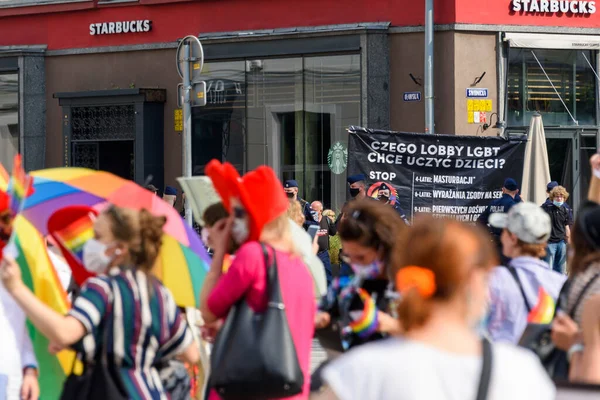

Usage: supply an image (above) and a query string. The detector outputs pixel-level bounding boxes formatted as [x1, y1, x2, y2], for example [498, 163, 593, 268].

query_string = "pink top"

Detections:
[207, 242, 316, 400]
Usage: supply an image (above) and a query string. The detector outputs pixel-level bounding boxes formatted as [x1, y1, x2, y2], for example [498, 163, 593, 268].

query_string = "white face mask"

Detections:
[231, 218, 249, 245]
[82, 238, 114, 274]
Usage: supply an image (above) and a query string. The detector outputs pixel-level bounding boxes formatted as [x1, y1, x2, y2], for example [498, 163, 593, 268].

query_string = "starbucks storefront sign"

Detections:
[90, 20, 152, 36]
[511, 0, 596, 14]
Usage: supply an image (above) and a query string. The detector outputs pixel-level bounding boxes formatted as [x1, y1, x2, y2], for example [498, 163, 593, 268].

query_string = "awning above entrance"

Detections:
[504, 32, 600, 50]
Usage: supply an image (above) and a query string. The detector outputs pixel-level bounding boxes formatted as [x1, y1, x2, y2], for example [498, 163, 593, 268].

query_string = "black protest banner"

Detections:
[347, 126, 527, 222]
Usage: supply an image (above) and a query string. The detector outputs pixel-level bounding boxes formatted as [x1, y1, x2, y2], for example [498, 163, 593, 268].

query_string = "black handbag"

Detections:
[209, 243, 304, 399]
[60, 280, 128, 400]
[516, 267, 600, 379]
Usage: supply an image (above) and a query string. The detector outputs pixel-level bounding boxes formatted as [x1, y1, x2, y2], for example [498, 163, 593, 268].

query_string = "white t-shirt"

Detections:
[322, 337, 555, 400]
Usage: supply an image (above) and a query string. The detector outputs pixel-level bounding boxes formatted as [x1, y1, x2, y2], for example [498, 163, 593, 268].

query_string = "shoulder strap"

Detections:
[260, 243, 285, 305]
[502, 264, 531, 312]
[569, 272, 600, 318]
[475, 338, 493, 400]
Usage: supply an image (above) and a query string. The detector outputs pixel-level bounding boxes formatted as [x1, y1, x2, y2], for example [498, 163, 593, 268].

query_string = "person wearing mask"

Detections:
[317, 216, 555, 400]
[487, 202, 566, 343]
[478, 177, 520, 262]
[543, 181, 573, 224]
[551, 154, 600, 379]
[315, 200, 407, 351]
[201, 161, 315, 400]
[335, 174, 370, 277]
[163, 185, 177, 207]
[0, 191, 39, 400]
[347, 174, 367, 200]
[0, 205, 200, 399]
[283, 180, 317, 230]
[541, 185, 571, 274]
[311, 201, 337, 286]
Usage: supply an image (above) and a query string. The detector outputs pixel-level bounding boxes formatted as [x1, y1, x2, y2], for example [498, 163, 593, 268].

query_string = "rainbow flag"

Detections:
[527, 287, 556, 324]
[9, 154, 32, 215]
[222, 254, 234, 273]
[0, 163, 8, 191]
[346, 288, 379, 339]
[11, 215, 78, 399]
[53, 213, 95, 264]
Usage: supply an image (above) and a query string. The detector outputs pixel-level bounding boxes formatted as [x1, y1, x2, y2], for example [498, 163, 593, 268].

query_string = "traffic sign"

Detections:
[176, 35, 204, 80]
[191, 81, 207, 107]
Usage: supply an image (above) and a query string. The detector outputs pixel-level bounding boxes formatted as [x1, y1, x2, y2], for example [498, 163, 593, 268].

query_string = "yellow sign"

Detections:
[197, 91, 204, 99]
[193, 63, 201, 70]
[467, 99, 493, 123]
[174, 109, 183, 132]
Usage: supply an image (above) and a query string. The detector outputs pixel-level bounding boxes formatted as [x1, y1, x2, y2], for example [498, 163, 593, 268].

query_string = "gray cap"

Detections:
[489, 202, 551, 244]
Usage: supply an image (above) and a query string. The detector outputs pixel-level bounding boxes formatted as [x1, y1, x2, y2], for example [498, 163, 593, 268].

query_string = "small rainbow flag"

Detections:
[347, 288, 379, 339]
[222, 254, 234, 273]
[12, 215, 78, 399]
[527, 287, 556, 324]
[8, 154, 32, 215]
[53, 213, 95, 264]
[0, 163, 8, 192]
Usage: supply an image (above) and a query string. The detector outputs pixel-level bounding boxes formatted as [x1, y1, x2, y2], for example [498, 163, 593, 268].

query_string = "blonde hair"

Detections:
[515, 239, 547, 258]
[550, 186, 569, 201]
[260, 213, 297, 255]
[104, 206, 166, 273]
[287, 199, 305, 227]
[323, 209, 335, 220]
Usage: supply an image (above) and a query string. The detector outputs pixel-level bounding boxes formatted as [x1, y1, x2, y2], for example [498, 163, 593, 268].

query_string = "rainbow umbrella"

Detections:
[22, 167, 210, 308]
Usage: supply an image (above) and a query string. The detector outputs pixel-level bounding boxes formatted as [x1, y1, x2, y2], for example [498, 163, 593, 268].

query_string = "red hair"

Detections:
[395, 216, 497, 332]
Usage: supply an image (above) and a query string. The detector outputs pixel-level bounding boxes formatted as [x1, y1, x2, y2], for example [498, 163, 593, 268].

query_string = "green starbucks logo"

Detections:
[328, 141, 348, 175]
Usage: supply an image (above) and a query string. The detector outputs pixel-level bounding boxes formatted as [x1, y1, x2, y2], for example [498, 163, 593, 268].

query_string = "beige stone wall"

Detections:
[390, 30, 500, 136]
[453, 32, 499, 137]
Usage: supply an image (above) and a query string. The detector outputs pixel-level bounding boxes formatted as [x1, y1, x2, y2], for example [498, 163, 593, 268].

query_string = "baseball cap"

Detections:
[547, 181, 559, 192]
[284, 180, 298, 189]
[347, 174, 366, 185]
[489, 202, 551, 244]
[164, 185, 177, 196]
[503, 178, 518, 191]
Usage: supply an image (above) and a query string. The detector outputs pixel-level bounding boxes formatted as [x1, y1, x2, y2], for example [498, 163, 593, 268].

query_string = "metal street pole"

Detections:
[424, 0, 435, 134]
[182, 42, 193, 225]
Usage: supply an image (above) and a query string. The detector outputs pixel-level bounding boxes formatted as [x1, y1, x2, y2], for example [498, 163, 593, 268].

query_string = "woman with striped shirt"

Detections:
[0, 206, 200, 399]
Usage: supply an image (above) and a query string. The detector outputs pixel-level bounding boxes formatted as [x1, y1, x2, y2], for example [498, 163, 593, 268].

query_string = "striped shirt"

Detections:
[69, 268, 193, 400]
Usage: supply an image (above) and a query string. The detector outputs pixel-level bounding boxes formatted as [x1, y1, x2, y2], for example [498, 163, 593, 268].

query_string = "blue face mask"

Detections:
[553, 201, 564, 207]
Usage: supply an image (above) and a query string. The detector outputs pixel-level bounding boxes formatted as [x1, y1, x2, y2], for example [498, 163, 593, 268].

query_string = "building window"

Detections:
[192, 54, 361, 210]
[0, 73, 18, 172]
[507, 49, 596, 127]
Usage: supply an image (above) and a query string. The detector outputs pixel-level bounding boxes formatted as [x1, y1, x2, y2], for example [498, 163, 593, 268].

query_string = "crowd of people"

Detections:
[1, 153, 600, 399]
